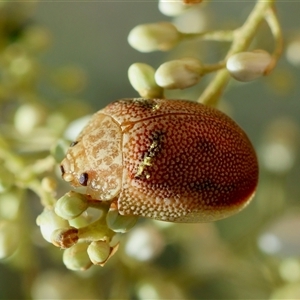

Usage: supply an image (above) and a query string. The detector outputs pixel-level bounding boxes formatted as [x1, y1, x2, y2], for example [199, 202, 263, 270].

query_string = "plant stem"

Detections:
[198, 0, 276, 106]
[183, 30, 234, 42]
[264, 6, 283, 75]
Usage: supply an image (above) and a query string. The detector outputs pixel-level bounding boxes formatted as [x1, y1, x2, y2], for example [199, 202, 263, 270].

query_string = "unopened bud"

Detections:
[51, 139, 70, 163]
[55, 191, 88, 220]
[106, 204, 138, 233]
[87, 241, 111, 265]
[14, 104, 45, 135]
[286, 39, 300, 67]
[128, 22, 181, 53]
[226, 50, 272, 82]
[155, 57, 202, 89]
[36, 208, 69, 243]
[128, 63, 163, 98]
[63, 242, 92, 271]
[0, 220, 19, 259]
[124, 225, 165, 262]
[158, 0, 188, 16]
[51, 227, 79, 249]
[41, 177, 57, 193]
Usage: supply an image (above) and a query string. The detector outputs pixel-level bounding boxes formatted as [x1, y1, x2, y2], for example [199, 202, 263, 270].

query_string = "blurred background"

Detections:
[1, 1, 300, 299]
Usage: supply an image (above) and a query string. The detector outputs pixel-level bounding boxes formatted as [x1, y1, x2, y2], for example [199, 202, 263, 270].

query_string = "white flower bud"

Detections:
[226, 50, 272, 82]
[286, 39, 300, 67]
[155, 57, 202, 89]
[128, 22, 181, 53]
[51, 139, 70, 163]
[36, 208, 69, 243]
[158, 1, 188, 16]
[87, 241, 111, 265]
[124, 225, 165, 262]
[14, 104, 46, 135]
[63, 242, 92, 271]
[106, 204, 138, 233]
[41, 177, 57, 193]
[128, 63, 163, 98]
[0, 220, 19, 259]
[55, 191, 88, 220]
[51, 227, 79, 249]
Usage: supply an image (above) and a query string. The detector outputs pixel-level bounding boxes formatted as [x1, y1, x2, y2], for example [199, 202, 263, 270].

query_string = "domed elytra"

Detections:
[60, 98, 259, 223]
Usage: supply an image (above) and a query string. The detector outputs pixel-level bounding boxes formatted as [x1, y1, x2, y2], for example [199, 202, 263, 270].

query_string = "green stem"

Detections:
[78, 216, 115, 242]
[202, 61, 226, 74]
[198, 0, 276, 106]
[264, 6, 283, 75]
[183, 30, 234, 42]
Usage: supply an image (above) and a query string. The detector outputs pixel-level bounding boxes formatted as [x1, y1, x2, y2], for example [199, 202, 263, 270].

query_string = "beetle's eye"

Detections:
[60, 165, 65, 175]
[79, 172, 89, 186]
[70, 141, 78, 147]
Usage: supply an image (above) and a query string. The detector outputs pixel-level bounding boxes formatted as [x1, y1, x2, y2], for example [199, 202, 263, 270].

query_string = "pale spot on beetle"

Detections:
[135, 131, 165, 180]
[163, 198, 172, 205]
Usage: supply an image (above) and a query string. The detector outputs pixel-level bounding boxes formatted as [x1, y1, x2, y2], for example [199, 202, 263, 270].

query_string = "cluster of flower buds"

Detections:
[127, 1, 280, 102]
[36, 191, 138, 270]
[128, 58, 203, 94]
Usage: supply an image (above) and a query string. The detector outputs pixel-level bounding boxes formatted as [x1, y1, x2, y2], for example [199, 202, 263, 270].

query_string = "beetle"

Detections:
[60, 98, 258, 222]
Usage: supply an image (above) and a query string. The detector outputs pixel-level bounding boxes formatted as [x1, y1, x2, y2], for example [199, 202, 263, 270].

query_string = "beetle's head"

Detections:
[60, 113, 124, 201]
[60, 140, 89, 189]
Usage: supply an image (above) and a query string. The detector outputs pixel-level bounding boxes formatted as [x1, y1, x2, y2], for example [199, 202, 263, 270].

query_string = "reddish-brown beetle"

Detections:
[60, 98, 258, 222]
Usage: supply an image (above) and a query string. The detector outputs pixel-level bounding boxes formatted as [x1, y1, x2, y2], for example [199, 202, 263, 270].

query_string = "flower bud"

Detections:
[286, 39, 300, 67]
[36, 208, 69, 243]
[51, 227, 79, 249]
[155, 57, 202, 89]
[0, 191, 20, 220]
[55, 191, 88, 220]
[51, 226, 79, 249]
[128, 22, 181, 52]
[226, 50, 272, 82]
[41, 176, 57, 193]
[14, 104, 46, 135]
[87, 241, 111, 265]
[69, 213, 90, 229]
[158, 1, 188, 16]
[50, 139, 70, 163]
[128, 63, 163, 98]
[124, 225, 165, 262]
[106, 204, 138, 233]
[63, 242, 92, 271]
[0, 220, 19, 259]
